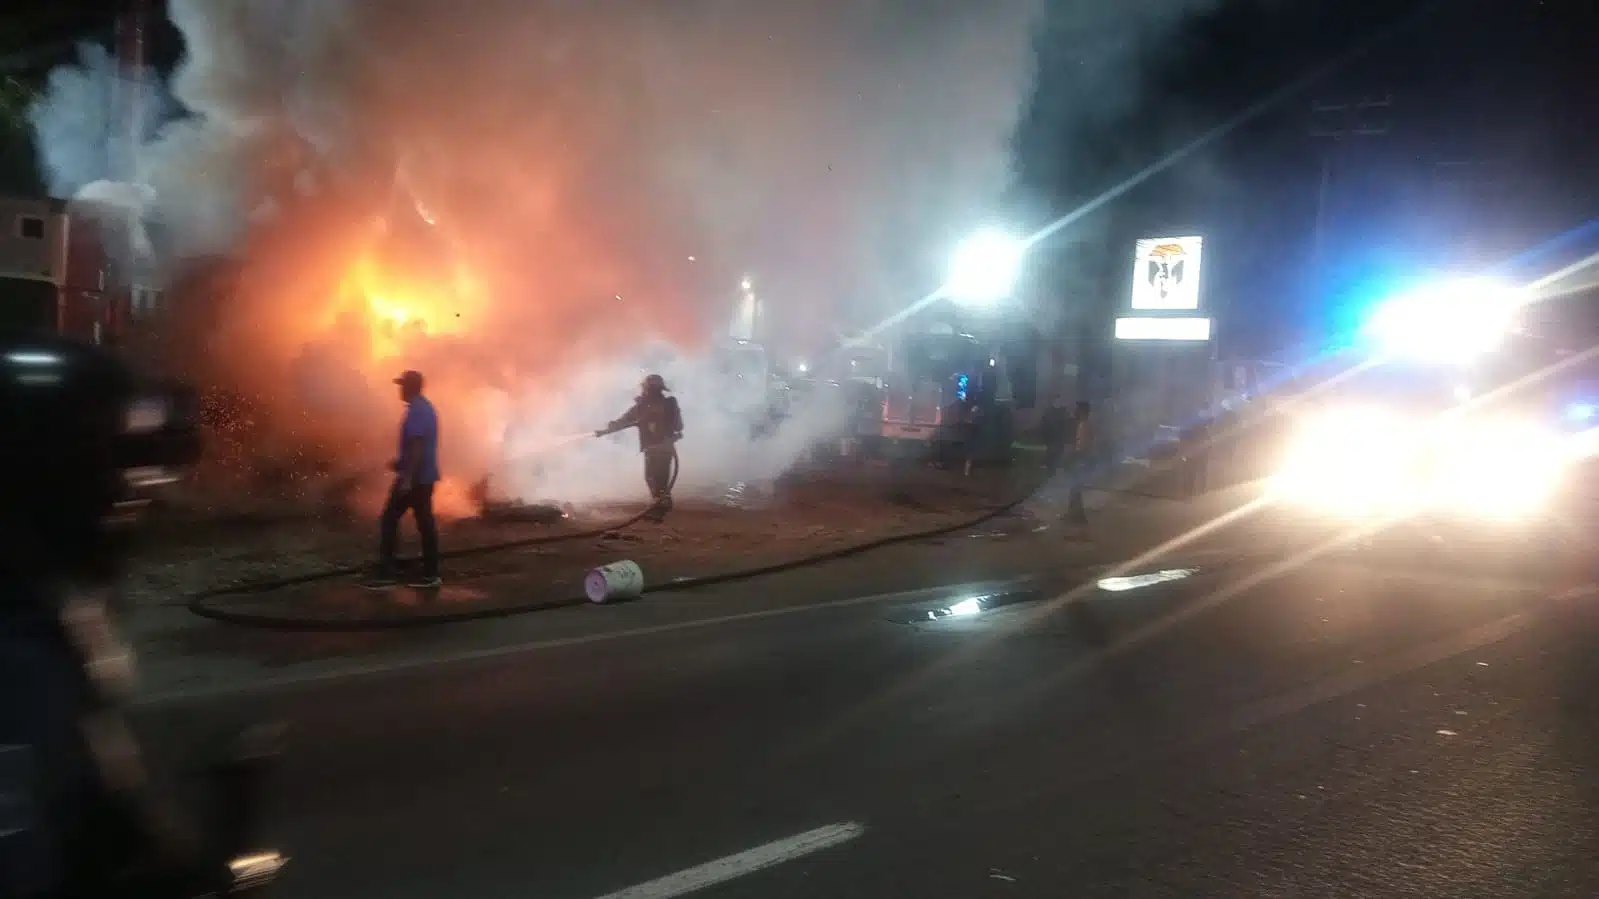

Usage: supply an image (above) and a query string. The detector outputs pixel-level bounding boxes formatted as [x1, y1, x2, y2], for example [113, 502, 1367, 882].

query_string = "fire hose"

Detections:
[665, 444, 681, 494]
[183, 451, 1151, 632]
[184, 438, 685, 623]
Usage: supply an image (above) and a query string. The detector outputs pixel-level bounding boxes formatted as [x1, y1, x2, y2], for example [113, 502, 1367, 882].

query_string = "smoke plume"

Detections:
[31, 0, 1048, 508]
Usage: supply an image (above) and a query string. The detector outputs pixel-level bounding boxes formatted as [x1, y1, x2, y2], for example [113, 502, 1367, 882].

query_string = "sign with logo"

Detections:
[1130, 235, 1204, 311]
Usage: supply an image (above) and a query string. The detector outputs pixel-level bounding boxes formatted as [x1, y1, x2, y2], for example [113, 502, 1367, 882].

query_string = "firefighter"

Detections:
[597, 373, 683, 516]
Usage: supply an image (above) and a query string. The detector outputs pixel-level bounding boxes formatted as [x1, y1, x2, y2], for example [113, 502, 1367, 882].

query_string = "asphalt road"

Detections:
[138, 533, 1599, 899]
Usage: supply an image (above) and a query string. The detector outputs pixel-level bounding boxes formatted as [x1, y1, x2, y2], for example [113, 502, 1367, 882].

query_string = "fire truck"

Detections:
[783, 340, 890, 464]
[711, 338, 791, 434]
[875, 329, 1013, 465]
[0, 194, 155, 343]
[1264, 280, 1594, 527]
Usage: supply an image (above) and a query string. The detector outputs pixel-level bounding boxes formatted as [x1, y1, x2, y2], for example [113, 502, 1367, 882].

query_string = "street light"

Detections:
[945, 228, 1026, 306]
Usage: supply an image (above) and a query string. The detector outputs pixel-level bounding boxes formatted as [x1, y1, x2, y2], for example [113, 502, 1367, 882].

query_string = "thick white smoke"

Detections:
[30, 0, 1048, 508]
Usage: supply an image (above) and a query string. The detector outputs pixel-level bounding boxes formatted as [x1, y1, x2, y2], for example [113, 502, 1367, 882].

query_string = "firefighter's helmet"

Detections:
[642, 373, 669, 394]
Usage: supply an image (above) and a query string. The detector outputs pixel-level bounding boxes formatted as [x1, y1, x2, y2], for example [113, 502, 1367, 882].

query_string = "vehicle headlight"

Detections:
[1268, 406, 1422, 515]
[1571, 426, 1599, 461]
[1432, 420, 1564, 518]
[1270, 406, 1568, 521]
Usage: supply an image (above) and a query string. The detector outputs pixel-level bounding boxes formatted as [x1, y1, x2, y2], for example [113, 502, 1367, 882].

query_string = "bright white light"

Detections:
[1431, 420, 1564, 518]
[946, 229, 1026, 306]
[1570, 426, 1599, 460]
[1365, 278, 1524, 364]
[1114, 316, 1212, 341]
[797, 361, 809, 374]
[741, 276, 753, 291]
[1097, 569, 1198, 592]
[1267, 406, 1422, 515]
[1269, 407, 1566, 520]
[946, 597, 983, 616]
[1453, 384, 1472, 402]
[5, 351, 59, 366]
[1270, 464, 1414, 517]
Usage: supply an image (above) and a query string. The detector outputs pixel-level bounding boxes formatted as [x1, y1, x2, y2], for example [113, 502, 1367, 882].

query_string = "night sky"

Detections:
[1015, 0, 1599, 358]
[3, 0, 1596, 359]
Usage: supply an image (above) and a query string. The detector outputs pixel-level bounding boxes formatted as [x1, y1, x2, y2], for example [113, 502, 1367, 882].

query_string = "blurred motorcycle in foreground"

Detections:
[0, 332, 285, 897]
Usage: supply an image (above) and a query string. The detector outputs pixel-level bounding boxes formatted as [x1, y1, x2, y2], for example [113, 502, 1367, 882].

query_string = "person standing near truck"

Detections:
[1064, 400, 1094, 531]
[1040, 396, 1071, 471]
[960, 396, 985, 477]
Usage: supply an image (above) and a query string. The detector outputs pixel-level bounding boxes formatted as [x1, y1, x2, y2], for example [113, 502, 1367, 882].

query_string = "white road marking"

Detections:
[586, 822, 865, 899]
[137, 578, 1045, 706]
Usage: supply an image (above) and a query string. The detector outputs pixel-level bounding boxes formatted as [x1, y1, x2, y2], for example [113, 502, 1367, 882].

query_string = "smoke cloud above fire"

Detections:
[32, 0, 1056, 509]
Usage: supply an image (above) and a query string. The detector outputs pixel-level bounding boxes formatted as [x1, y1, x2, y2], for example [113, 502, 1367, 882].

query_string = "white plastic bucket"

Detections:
[585, 560, 644, 603]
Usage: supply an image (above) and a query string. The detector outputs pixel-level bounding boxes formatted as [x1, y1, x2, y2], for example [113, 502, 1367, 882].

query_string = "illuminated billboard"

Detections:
[1129, 235, 1203, 311]
[1115, 316, 1212, 342]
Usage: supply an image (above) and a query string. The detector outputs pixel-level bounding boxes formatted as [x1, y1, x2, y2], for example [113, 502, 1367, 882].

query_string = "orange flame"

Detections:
[330, 254, 485, 361]
[182, 175, 707, 520]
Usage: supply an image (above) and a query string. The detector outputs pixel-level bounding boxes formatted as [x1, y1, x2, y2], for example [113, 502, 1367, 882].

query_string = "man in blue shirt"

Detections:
[366, 369, 442, 588]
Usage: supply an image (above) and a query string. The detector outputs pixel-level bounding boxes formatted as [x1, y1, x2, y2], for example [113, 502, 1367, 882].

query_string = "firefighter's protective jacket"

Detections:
[607, 395, 683, 451]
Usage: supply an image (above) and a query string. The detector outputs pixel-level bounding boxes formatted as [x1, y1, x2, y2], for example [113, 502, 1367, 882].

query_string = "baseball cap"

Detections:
[393, 370, 424, 390]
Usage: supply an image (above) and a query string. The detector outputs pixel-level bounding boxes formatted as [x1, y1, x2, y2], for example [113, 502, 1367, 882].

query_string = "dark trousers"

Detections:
[1044, 443, 1066, 471]
[1065, 459, 1089, 525]
[1182, 450, 1209, 498]
[643, 448, 674, 501]
[378, 480, 439, 577]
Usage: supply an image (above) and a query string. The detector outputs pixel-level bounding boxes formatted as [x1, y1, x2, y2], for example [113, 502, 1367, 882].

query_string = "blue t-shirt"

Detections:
[398, 395, 441, 484]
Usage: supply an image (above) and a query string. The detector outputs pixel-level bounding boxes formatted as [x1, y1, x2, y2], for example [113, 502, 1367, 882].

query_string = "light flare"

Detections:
[1269, 406, 1568, 520]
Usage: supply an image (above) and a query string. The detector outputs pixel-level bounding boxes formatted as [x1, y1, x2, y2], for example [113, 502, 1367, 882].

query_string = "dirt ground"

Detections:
[129, 464, 1044, 606]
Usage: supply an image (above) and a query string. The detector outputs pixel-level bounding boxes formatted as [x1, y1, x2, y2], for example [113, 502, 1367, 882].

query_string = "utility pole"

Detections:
[114, 0, 146, 173]
[1307, 94, 1392, 288]
[108, 0, 149, 337]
